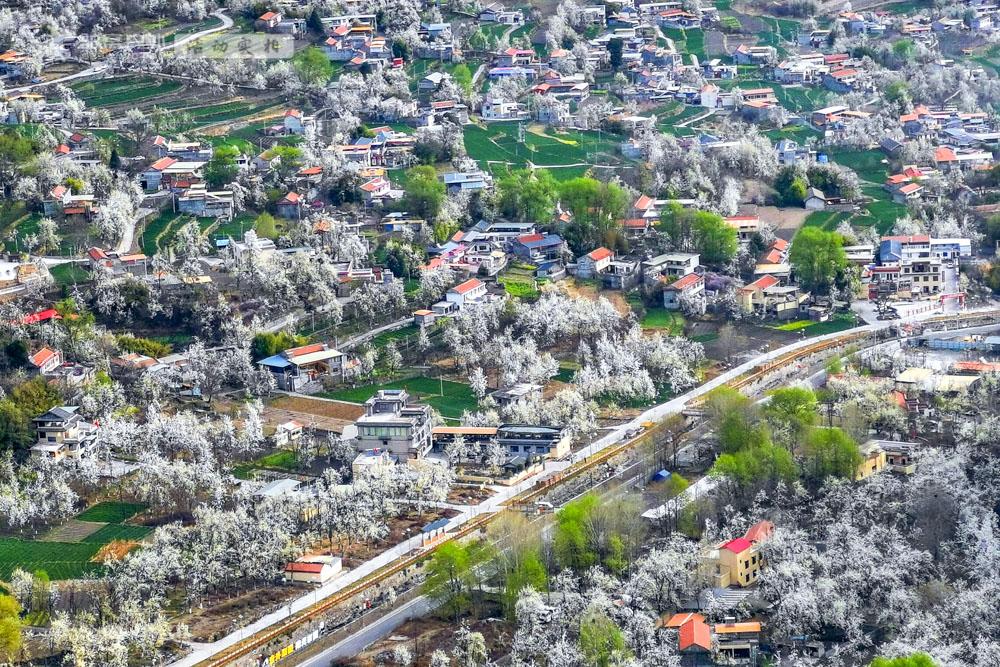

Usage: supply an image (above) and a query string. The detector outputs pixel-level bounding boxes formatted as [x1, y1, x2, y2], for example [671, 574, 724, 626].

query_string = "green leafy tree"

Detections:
[802, 427, 862, 483]
[270, 145, 304, 178]
[204, 144, 240, 189]
[502, 553, 547, 616]
[579, 609, 630, 667]
[251, 331, 308, 360]
[660, 204, 737, 264]
[691, 210, 738, 265]
[293, 46, 334, 84]
[422, 541, 488, 621]
[608, 38, 624, 70]
[115, 334, 172, 358]
[892, 39, 915, 61]
[496, 168, 558, 223]
[0, 377, 61, 451]
[774, 167, 809, 206]
[307, 7, 324, 33]
[452, 63, 473, 97]
[789, 226, 848, 294]
[871, 654, 937, 667]
[553, 493, 600, 570]
[712, 442, 797, 490]
[764, 387, 818, 448]
[404, 165, 446, 220]
[0, 594, 22, 662]
[557, 177, 628, 253]
[255, 212, 278, 239]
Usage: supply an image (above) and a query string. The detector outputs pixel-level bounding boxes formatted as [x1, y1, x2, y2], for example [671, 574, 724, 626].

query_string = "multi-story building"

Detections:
[701, 520, 774, 588]
[31, 406, 98, 462]
[354, 389, 433, 460]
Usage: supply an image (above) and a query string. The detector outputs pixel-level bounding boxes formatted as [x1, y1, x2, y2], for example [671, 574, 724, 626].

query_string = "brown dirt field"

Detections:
[734, 204, 810, 241]
[94, 540, 142, 563]
[181, 586, 305, 642]
[40, 520, 103, 542]
[325, 508, 459, 569]
[270, 396, 365, 421]
[561, 279, 632, 315]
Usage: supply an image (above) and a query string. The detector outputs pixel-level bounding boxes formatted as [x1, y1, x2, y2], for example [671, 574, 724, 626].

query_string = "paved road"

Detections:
[167, 304, 998, 667]
[297, 596, 434, 667]
[160, 10, 234, 52]
[6, 10, 232, 95]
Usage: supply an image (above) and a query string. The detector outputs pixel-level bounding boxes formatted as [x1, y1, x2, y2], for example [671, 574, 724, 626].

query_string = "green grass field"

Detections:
[772, 314, 857, 336]
[140, 211, 190, 255]
[71, 76, 183, 107]
[663, 27, 706, 59]
[81, 524, 153, 544]
[0, 539, 103, 581]
[76, 501, 146, 523]
[371, 324, 419, 348]
[464, 124, 621, 175]
[49, 263, 91, 286]
[641, 308, 686, 334]
[803, 210, 853, 231]
[321, 376, 478, 420]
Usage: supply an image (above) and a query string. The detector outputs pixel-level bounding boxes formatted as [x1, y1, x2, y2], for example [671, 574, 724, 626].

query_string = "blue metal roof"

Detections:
[259, 354, 293, 369]
[422, 518, 450, 533]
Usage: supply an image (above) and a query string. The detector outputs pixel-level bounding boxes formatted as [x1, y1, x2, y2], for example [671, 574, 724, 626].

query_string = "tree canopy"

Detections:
[293, 46, 334, 84]
[557, 177, 628, 254]
[404, 165, 446, 220]
[496, 168, 558, 224]
[660, 203, 738, 265]
[789, 227, 848, 294]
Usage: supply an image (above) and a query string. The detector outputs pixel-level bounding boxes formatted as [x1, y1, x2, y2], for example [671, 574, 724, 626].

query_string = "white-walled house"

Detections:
[663, 273, 705, 310]
[446, 277, 487, 308]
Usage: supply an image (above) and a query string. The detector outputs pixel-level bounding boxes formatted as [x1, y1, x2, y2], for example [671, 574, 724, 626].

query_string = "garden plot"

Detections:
[70, 76, 183, 108]
[464, 123, 623, 175]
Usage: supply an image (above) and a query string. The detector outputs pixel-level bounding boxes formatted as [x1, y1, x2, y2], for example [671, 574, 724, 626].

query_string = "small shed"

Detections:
[284, 555, 343, 584]
[421, 517, 450, 546]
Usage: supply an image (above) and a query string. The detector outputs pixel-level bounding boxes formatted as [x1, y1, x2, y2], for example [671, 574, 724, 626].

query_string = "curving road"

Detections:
[6, 10, 232, 95]
[166, 303, 1000, 667]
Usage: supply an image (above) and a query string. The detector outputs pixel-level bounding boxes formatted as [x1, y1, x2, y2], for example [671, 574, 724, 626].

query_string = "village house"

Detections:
[663, 272, 705, 310]
[733, 44, 777, 65]
[140, 156, 206, 191]
[446, 277, 488, 309]
[276, 192, 303, 219]
[175, 184, 235, 218]
[31, 406, 98, 462]
[576, 247, 614, 278]
[481, 96, 528, 121]
[28, 346, 63, 375]
[739, 275, 807, 319]
[283, 109, 315, 135]
[354, 389, 434, 460]
[511, 232, 565, 263]
[258, 343, 347, 392]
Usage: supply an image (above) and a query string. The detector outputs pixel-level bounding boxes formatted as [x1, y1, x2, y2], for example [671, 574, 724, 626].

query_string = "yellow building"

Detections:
[702, 521, 774, 588]
[855, 442, 887, 480]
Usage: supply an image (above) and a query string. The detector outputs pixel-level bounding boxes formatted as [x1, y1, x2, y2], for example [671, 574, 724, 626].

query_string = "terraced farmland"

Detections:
[464, 123, 622, 176]
[71, 76, 182, 107]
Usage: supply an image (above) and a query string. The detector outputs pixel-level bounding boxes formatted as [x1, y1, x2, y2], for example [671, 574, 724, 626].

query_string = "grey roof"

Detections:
[34, 406, 79, 422]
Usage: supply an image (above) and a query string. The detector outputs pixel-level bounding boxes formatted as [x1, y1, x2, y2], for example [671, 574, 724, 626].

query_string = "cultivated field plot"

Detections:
[0, 502, 150, 580]
[663, 27, 706, 59]
[0, 539, 103, 581]
[464, 123, 622, 176]
[70, 76, 182, 107]
[320, 377, 479, 420]
[75, 501, 147, 523]
[82, 524, 153, 544]
[268, 395, 366, 421]
[39, 520, 103, 543]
